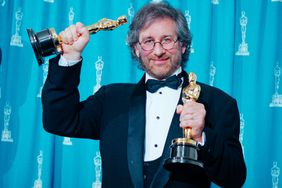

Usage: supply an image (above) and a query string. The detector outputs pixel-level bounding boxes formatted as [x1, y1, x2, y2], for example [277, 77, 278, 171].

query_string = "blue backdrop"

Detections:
[0, 0, 282, 187]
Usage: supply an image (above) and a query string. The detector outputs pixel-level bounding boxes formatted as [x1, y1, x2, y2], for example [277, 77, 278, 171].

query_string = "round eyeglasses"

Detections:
[138, 37, 179, 51]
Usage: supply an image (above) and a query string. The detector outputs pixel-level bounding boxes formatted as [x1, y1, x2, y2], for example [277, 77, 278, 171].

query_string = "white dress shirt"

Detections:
[144, 68, 182, 162]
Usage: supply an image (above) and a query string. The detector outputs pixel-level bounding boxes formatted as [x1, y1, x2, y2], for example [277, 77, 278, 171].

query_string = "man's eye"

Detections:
[162, 37, 173, 44]
[143, 39, 154, 45]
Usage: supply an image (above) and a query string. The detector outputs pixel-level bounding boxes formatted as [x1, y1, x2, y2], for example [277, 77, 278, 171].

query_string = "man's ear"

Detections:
[134, 45, 140, 57]
[181, 43, 186, 54]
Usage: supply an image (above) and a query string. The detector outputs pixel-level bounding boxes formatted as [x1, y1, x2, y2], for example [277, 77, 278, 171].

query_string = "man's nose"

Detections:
[153, 42, 166, 56]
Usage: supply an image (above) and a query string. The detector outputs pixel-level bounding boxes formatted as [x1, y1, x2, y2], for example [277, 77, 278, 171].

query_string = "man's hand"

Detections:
[59, 22, 90, 61]
[176, 100, 206, 143]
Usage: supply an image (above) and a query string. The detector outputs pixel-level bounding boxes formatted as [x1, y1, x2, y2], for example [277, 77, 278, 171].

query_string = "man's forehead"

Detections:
[138, 17, 177, 39]
[141, 16, 175, 30]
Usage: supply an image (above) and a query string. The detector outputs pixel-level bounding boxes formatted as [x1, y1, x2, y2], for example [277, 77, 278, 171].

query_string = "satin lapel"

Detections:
[150, 71, 189, 188]
[162, 71, 189, 156]
[127, 75, 146, 188]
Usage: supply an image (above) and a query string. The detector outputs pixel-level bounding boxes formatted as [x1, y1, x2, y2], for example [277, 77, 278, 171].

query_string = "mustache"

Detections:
[151, 56, 170, 61]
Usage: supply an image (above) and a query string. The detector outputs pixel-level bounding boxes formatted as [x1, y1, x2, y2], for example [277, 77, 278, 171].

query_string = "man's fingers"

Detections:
[176, 104, 183, 114]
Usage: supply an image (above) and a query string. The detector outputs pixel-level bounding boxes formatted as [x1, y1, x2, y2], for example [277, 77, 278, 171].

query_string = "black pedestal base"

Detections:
[164, 138, 203, 172]
[27, 28, 61, 65]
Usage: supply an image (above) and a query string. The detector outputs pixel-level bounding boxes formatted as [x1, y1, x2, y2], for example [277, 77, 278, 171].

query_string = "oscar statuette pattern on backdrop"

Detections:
[0, 0, 281, 187]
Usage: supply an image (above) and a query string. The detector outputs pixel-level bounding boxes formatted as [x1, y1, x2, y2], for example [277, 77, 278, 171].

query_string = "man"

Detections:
[42, 2, 246, 188]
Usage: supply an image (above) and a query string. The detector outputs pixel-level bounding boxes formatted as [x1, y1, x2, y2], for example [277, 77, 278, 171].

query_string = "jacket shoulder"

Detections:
[197, 82, 236, 103]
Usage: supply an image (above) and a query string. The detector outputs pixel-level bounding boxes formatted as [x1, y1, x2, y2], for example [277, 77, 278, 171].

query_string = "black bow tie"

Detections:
[146, 74, 183, 93]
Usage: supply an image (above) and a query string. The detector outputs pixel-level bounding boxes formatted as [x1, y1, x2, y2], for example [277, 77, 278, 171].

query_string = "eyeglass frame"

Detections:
[138, 36, 179, 51]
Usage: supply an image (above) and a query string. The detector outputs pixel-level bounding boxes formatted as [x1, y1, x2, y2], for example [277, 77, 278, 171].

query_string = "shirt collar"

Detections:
[145, 67, 182, 82]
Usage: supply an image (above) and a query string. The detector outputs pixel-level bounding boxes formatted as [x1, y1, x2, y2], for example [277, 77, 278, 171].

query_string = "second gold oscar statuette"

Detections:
[176, 72, 201, 145]
[56, 16, 128, 52]
[27, 16, 128, 65]
[164, 72, 203, 172]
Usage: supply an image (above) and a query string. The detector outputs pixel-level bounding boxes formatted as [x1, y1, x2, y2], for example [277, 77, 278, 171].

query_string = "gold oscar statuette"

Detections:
[27, 16, 128, 65]
[164, 72, 204, 173]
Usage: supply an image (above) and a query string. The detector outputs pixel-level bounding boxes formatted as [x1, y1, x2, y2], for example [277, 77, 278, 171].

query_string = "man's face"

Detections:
[134, 17, 186, 80]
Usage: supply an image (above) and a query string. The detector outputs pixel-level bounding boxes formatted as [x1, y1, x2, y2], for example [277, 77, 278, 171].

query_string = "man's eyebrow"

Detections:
[141, 34, 174, 40]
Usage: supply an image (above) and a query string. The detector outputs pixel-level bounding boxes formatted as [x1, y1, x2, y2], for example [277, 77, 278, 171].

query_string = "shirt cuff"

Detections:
[197, 131, 206, 146]
[58, 55, 81, 67]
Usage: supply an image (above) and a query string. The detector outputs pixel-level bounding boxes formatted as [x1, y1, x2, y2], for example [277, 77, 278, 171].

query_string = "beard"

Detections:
[138, 56, 181, 80]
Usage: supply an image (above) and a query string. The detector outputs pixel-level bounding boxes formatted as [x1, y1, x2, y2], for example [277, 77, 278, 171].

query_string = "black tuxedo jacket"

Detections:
[42, 56, 246, 188]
